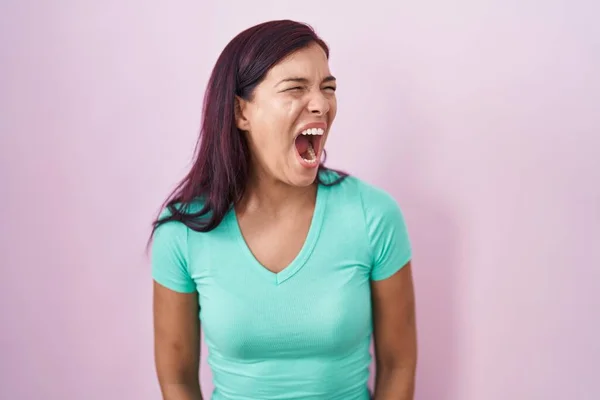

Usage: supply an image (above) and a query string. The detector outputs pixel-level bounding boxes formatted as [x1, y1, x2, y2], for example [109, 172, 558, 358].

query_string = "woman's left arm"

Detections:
[371, 261, 417, 400]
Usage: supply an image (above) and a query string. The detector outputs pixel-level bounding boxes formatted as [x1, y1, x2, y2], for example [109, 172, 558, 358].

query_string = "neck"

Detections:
[238, 170, 317, 216]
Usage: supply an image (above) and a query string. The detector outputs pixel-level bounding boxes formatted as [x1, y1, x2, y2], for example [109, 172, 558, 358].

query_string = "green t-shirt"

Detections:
[152, 174, 412, 400]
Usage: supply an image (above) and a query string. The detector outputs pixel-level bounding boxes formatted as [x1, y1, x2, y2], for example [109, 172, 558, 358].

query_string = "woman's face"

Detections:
[236, 43, 337, 187]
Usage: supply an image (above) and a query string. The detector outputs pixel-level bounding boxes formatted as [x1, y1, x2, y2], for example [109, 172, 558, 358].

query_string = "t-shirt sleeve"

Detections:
[361, 184, 412, 281]
[151, 210, 196, 293]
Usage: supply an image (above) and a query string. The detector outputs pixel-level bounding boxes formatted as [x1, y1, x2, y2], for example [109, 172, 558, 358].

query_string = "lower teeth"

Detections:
[302, 143, 317, 163]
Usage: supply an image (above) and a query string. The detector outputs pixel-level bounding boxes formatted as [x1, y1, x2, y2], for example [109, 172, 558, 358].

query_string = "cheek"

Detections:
[258, 98, 295, 125]
[279, 97, 302, 121]
[249, 117, 292, 160]
[247, 97, 305, 161]
[329, 98, 337, 118]
[262, 100, 298, 145]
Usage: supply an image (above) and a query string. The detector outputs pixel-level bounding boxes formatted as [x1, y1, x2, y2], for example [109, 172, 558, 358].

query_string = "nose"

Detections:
[307, 90, 329, 116]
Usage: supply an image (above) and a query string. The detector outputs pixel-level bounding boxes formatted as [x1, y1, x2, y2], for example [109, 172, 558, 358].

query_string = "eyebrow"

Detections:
[276, 75, 336, 86]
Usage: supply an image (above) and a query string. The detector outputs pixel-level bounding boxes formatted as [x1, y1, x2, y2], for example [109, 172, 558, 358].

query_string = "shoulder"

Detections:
[354, 177, 399, 210]
[151, 200, 206, 293]
[153, 200, 201, 237]
[327, 173, 402, 217]
[153, 198, 210, 254]
[331, 175, 412, 280]
[151, 203, 193, 264]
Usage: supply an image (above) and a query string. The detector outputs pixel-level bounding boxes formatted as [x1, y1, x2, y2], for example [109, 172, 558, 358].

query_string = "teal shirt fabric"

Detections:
[151, 174, 412, 400]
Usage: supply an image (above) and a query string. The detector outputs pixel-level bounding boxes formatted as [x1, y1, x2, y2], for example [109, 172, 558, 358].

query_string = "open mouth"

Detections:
[294, 127, 324, 165]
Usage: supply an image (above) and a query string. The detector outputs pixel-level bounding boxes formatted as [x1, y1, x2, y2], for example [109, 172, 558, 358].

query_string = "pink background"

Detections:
[2, 1, 599, 399]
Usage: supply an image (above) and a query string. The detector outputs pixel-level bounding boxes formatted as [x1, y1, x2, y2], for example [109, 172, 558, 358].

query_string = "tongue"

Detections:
[295, 135, 310, 155]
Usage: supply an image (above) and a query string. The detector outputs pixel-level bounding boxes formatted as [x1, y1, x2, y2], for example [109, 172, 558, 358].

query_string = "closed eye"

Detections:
[323, 86, 337, 92]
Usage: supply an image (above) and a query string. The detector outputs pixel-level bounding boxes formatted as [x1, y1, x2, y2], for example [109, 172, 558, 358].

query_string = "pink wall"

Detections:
[2, 1, 599, 399]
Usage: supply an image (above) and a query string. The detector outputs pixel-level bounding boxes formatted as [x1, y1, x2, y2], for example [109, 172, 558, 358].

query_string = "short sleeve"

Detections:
[360, 184, 412, 281]
[151, 210, 196, 293]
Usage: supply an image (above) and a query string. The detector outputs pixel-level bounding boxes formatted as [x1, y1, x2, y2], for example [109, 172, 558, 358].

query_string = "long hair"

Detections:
[150, 20, 347, 238]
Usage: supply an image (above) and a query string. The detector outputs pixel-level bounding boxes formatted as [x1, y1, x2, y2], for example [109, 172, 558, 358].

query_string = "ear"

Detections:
[234, 96, 251, 131]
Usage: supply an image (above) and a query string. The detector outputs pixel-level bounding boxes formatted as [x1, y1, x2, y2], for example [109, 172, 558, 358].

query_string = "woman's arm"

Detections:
[153, 281, 203, 400]
[371, 261, 417, 400]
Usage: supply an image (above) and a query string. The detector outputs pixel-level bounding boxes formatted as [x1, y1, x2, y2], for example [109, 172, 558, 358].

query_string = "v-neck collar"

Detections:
[227, 183, 329, 285]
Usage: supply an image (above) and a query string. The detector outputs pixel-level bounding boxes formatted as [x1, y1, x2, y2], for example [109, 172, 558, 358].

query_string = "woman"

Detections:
[150, 19, 417, 400]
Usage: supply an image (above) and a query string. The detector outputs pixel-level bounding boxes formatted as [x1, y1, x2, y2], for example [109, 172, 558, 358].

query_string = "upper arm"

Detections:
[153, 281, 200, 385]
[361, 184, 416, 368]
[371, 261, 417, 369]
[151, 217, 200, 387]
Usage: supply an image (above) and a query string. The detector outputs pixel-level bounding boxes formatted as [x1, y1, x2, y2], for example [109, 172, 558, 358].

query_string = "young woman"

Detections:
[150, 19, 417, 400]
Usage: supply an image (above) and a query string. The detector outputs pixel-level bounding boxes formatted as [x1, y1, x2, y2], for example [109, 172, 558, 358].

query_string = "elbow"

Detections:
[376, 352, 417, 376]
[157, 370, 202, 400]
[156, 364, 200, 387]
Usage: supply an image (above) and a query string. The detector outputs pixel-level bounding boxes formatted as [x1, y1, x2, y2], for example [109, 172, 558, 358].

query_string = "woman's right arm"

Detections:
[153, 281, 203, 400]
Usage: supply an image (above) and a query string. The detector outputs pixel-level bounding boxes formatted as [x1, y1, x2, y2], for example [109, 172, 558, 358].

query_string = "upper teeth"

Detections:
[301, 128, 324, 136]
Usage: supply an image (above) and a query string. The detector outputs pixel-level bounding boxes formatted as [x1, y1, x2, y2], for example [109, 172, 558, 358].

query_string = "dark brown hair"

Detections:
[151, 20, 347, 238]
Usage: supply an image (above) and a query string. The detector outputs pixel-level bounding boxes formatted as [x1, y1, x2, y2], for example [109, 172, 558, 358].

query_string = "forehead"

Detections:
[264, 43, 331, 82]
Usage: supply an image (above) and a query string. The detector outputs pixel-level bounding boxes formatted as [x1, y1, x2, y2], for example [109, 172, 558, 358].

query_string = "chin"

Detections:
[287, 164, 320, 187]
